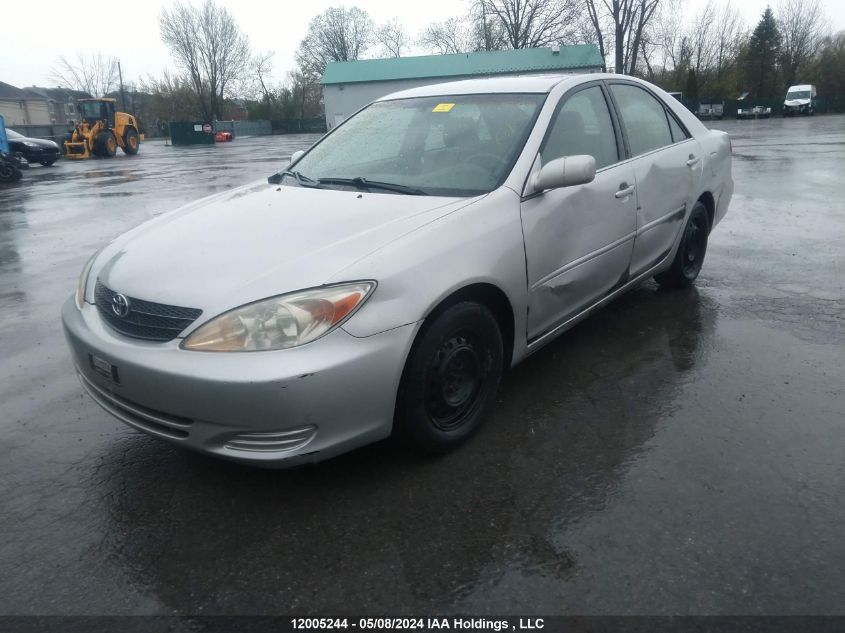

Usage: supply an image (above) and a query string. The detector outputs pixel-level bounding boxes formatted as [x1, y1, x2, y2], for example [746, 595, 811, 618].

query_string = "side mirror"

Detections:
[532, 155, 596, 192]
[289, 149, 305, 165]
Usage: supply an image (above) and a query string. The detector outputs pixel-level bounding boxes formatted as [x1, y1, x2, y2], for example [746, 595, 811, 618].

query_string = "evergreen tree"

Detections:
[743, 7, 782, 100]
[685, 69, 700, 106]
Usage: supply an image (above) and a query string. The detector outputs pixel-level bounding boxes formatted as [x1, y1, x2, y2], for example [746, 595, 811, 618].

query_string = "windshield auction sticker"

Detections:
[432, 103, 456, 112]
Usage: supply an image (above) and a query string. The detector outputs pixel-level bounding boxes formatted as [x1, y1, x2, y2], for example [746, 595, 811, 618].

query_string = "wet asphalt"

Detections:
[0, 118, 843, 616]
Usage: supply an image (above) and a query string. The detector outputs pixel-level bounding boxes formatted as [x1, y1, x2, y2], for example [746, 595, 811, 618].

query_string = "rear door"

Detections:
[607, 83, 702, 277]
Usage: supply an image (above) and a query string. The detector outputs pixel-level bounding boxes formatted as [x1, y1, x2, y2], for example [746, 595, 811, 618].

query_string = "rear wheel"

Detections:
[122, 128, 140, 155]
[97, 131, 117, 158]
[394, 302, 503, 453]
[655, 201, 710, 288]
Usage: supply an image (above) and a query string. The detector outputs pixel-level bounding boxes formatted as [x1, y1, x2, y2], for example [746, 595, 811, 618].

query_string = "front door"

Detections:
[521, 84, 637, 342]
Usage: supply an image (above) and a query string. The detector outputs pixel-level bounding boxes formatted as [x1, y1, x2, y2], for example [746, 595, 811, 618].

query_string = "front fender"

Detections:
[334, 187, 529, 363]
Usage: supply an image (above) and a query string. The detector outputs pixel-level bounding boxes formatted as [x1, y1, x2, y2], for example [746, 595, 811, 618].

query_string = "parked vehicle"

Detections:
[696, 103, 724, 120]
[215, 130, 233, 142]
[783, 84, 816, 116]
[737, 106, 771, 119]
[63, 74, 733, 467]
[0, 114, 26, 183]
[6, 128, 61, 166]
[63, 98, 141, 159]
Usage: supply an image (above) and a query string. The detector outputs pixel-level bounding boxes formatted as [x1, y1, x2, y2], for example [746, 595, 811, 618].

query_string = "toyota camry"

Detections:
[62, 74, 733, 466]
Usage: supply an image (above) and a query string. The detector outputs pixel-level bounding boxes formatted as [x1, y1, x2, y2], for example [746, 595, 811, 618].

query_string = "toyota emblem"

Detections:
[111, 293, 130, 318]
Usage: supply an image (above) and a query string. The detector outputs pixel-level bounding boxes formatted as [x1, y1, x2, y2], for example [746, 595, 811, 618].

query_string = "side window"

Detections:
[541, 86, 619, 170]
[666, 111, 689, 143]
[610, 84, 673, 156]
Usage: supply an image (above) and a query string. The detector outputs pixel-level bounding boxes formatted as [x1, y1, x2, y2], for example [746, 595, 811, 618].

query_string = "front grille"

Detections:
[95, 280, 202, 342]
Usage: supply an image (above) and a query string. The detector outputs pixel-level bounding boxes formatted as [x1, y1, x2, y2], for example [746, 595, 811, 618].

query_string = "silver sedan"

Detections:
[62, 74, 733, 466]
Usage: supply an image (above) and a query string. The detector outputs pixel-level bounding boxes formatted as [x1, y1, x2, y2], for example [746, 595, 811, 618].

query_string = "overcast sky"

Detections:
[3, 0, 844, 90]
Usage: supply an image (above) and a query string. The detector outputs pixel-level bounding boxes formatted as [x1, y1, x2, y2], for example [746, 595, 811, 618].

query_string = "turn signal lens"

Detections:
[181, 282, 376, 352]
[76, 250, 101, 308]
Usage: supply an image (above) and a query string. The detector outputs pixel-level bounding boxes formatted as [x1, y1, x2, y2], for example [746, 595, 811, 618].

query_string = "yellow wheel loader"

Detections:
[63, 98, 141, 159]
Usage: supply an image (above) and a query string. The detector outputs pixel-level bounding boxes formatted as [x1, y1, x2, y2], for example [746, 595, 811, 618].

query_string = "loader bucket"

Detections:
[64, 141, 89, 159]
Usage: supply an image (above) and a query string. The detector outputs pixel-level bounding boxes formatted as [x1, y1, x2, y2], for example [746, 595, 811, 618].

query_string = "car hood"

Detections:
[16, 137, 59, 149]
[784, 98, 810, 106]
[94, 181, 476, 317]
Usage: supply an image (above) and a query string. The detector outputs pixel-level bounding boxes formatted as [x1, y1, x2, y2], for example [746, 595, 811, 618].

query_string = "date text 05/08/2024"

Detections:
[290, 618, 546, 631]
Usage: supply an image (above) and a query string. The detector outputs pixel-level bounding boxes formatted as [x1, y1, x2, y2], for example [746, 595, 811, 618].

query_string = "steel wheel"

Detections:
[655, 201, 710, 288]
[425, 332, 486, 431]
[681, 214, 707, 279]
[395, 301, 503, 453]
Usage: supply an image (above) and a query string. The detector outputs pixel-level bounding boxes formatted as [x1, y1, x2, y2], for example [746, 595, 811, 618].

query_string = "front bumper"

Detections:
[22, 147, 60, 162]
[62, 296, 418, 467]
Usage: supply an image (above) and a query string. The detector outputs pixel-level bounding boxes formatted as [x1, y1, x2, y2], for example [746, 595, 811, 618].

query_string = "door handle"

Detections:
[686, 154, 700, 167]
[615, 183, 636, 199]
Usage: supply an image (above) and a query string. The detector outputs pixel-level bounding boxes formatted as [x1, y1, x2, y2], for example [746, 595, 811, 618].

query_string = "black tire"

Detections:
[122, 127, 140, 155]
[0, 161, 22, 183]
[394, 302, 503, 454]
[96, 131, 117, 158]
[655, 201, 710, 288]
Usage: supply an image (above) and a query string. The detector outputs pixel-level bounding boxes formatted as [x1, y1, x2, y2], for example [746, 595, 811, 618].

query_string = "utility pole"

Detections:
[118, 60, 127, 112]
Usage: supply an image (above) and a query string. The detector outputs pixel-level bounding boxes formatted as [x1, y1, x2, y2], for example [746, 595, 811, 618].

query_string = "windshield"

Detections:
[78, 101, 113, 121]
[787, 91, 811, 99]
[291, 93, 545, 196]
[6, 129, 23, 140]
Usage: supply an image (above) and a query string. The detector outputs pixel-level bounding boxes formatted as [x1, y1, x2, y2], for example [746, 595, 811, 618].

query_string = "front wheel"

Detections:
[97, 131, 117, 158]
[394, 302, 503, 453]
[123, 128, 140, 155]
[655, 201, 710, 288]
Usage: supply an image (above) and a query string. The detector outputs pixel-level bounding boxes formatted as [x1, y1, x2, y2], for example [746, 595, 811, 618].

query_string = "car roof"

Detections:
[377, 74, 597, 100]
[788, 84, 813, 91]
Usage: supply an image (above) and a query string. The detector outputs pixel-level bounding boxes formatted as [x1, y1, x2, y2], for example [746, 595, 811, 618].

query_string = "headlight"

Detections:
[76, 250, 101, 308]
[181, 282, 376, 352]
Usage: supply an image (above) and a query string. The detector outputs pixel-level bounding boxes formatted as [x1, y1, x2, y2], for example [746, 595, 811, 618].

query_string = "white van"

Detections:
[783, 84, 817, 116]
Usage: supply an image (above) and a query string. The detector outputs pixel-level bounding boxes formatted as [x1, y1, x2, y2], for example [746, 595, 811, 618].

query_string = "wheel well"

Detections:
[698, 192, 715, 232]
[420, 283, 515, 369]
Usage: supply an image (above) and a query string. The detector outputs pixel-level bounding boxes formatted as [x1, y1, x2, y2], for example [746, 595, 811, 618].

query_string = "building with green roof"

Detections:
[321, 45, 604, 129]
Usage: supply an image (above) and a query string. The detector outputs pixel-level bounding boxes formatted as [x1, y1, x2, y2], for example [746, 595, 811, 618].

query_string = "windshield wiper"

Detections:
[316, 176, 429, 196]
[267, 169, 319, 187]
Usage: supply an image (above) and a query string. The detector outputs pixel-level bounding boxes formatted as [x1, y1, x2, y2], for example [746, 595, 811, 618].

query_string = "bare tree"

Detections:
[295, 6, 374, 79]
[585, 0, 608, 59]
[418, 18, 472, 54]
[51, 52, 118, 97]
[251, 50, 275, 101]
[468, 2, 508, 50]
[287, 70, 323, 119]
[141, 70, 203, 127]
[478, 0, 579, 49]
[690, 0, 717, 75]
[585, 0, 661, 74]
[712, 2, 744, 78]
[375, 19, 410, 57]
[160, 0, 251, 121]
[649, 0, 685, 72]
[778, 0, 826, 88]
